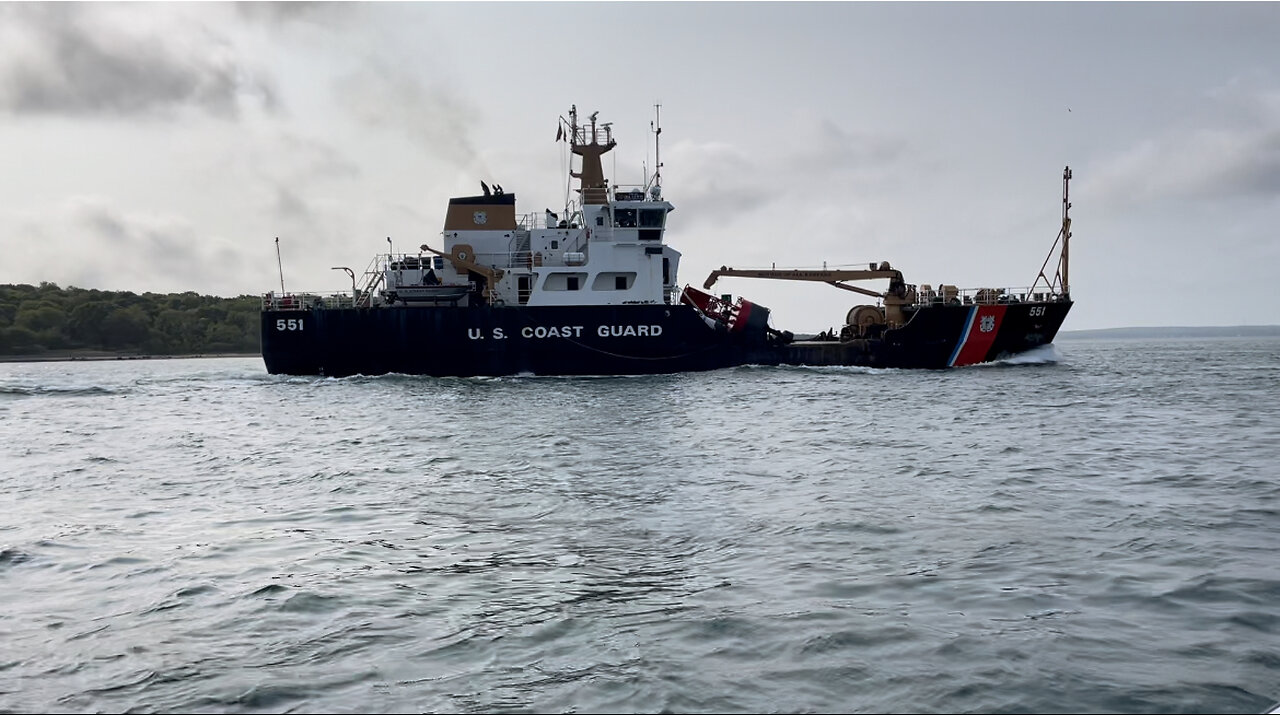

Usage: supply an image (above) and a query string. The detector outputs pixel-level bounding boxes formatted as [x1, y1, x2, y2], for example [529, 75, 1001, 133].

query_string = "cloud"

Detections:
[797, 117, 909, 175]
[235, 2, 342, 27]
[1083, 83, 1280, 209]
[255, 131, 363, 186]
[0, 4, 276, 118]
[665, 140, 773, 227]
[67, 197, 248, 283]
[1087, 127, 1280, 206]
[664, 113, 920, 264]
[272, 186, 312, 223]
[335, 59, 485, 173]
[665, 119, 908, 233]
[1, 197, 260, 296]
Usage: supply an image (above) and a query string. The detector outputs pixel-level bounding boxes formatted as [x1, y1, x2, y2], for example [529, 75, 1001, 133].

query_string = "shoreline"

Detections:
[0, 352, 259, 364]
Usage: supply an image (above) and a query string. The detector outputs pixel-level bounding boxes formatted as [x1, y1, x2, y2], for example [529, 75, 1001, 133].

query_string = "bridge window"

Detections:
[639, 209, 665, 228]
[615, 208, 637, 227]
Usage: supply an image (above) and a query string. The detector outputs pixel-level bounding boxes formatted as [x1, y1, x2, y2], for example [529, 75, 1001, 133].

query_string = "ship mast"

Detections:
[649, 103, 663, 195]
[1033, 166, 1072, 298]
[275, 236, 285, 294]
[568, 106, 615, 205]
[1061, 165, 1070, 295]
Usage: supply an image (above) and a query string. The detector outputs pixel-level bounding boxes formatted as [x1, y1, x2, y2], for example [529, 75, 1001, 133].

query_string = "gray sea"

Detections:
[1, 337, 1278, 714]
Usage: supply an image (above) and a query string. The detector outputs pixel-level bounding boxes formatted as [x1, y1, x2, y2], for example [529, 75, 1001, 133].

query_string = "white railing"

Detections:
[262, 291, 362, 311]
[466, 248, 588, 269]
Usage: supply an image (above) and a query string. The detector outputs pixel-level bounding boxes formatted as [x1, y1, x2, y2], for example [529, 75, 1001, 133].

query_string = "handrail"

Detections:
[262, 290, 363, 311]
[356, 253, 385, 307]
[460, 248, 588, 269]
[915, 285, 1068, 305]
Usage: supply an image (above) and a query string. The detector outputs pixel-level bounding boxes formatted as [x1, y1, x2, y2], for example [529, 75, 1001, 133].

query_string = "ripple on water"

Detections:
[0, 345, 1277, 713]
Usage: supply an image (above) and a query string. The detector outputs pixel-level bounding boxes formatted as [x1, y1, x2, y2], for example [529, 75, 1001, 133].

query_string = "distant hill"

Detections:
[1058, 325, 1280, 340]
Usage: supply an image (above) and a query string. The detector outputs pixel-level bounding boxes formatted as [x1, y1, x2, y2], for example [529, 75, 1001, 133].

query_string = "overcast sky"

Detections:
[1, 2, 1277, 332]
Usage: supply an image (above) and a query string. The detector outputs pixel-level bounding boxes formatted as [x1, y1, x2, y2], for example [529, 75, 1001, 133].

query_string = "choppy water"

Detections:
[1, 337, 1278, 714]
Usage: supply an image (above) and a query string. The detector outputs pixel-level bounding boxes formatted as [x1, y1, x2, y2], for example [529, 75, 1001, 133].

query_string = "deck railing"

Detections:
[914, 285, 1068, 305]
[262, 291, 363, 311]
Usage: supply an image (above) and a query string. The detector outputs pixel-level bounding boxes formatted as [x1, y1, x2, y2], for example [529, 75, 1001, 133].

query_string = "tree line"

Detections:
[0, 282, 260, 357]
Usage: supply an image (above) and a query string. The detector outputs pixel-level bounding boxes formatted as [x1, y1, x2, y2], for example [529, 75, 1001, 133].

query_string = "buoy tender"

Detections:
[260, 106, 1073, 377]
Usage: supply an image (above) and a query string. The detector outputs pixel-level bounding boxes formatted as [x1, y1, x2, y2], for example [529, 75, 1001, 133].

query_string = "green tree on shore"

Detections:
[0, 283, 260, 357]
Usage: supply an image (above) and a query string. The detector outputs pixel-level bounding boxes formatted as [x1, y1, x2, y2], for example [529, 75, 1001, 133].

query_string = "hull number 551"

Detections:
[276, 319, 305, 331]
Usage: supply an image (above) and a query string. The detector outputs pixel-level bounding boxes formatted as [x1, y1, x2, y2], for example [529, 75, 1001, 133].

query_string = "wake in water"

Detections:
[992, 342, 1062, 366]
[0, 384, 126, 398]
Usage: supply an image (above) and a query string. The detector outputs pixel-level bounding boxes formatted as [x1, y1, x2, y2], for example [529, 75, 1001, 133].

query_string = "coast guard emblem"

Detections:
[980, 315, 996, 333]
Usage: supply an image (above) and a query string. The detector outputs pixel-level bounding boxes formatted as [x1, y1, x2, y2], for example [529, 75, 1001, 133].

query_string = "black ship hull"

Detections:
[785, 299, 1074, 369]
[261, 300, 1072, 377]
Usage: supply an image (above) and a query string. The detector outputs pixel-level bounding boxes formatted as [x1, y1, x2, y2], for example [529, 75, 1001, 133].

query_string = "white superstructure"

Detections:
[381, 106, 682, 309]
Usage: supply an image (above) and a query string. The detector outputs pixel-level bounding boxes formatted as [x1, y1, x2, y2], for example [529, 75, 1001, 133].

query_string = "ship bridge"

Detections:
[394, 106, 681, 309]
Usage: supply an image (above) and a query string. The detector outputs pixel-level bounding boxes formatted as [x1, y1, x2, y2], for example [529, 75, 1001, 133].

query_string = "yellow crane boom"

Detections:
[703, 265, 904, 299]
[703, 263, 917, 328]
